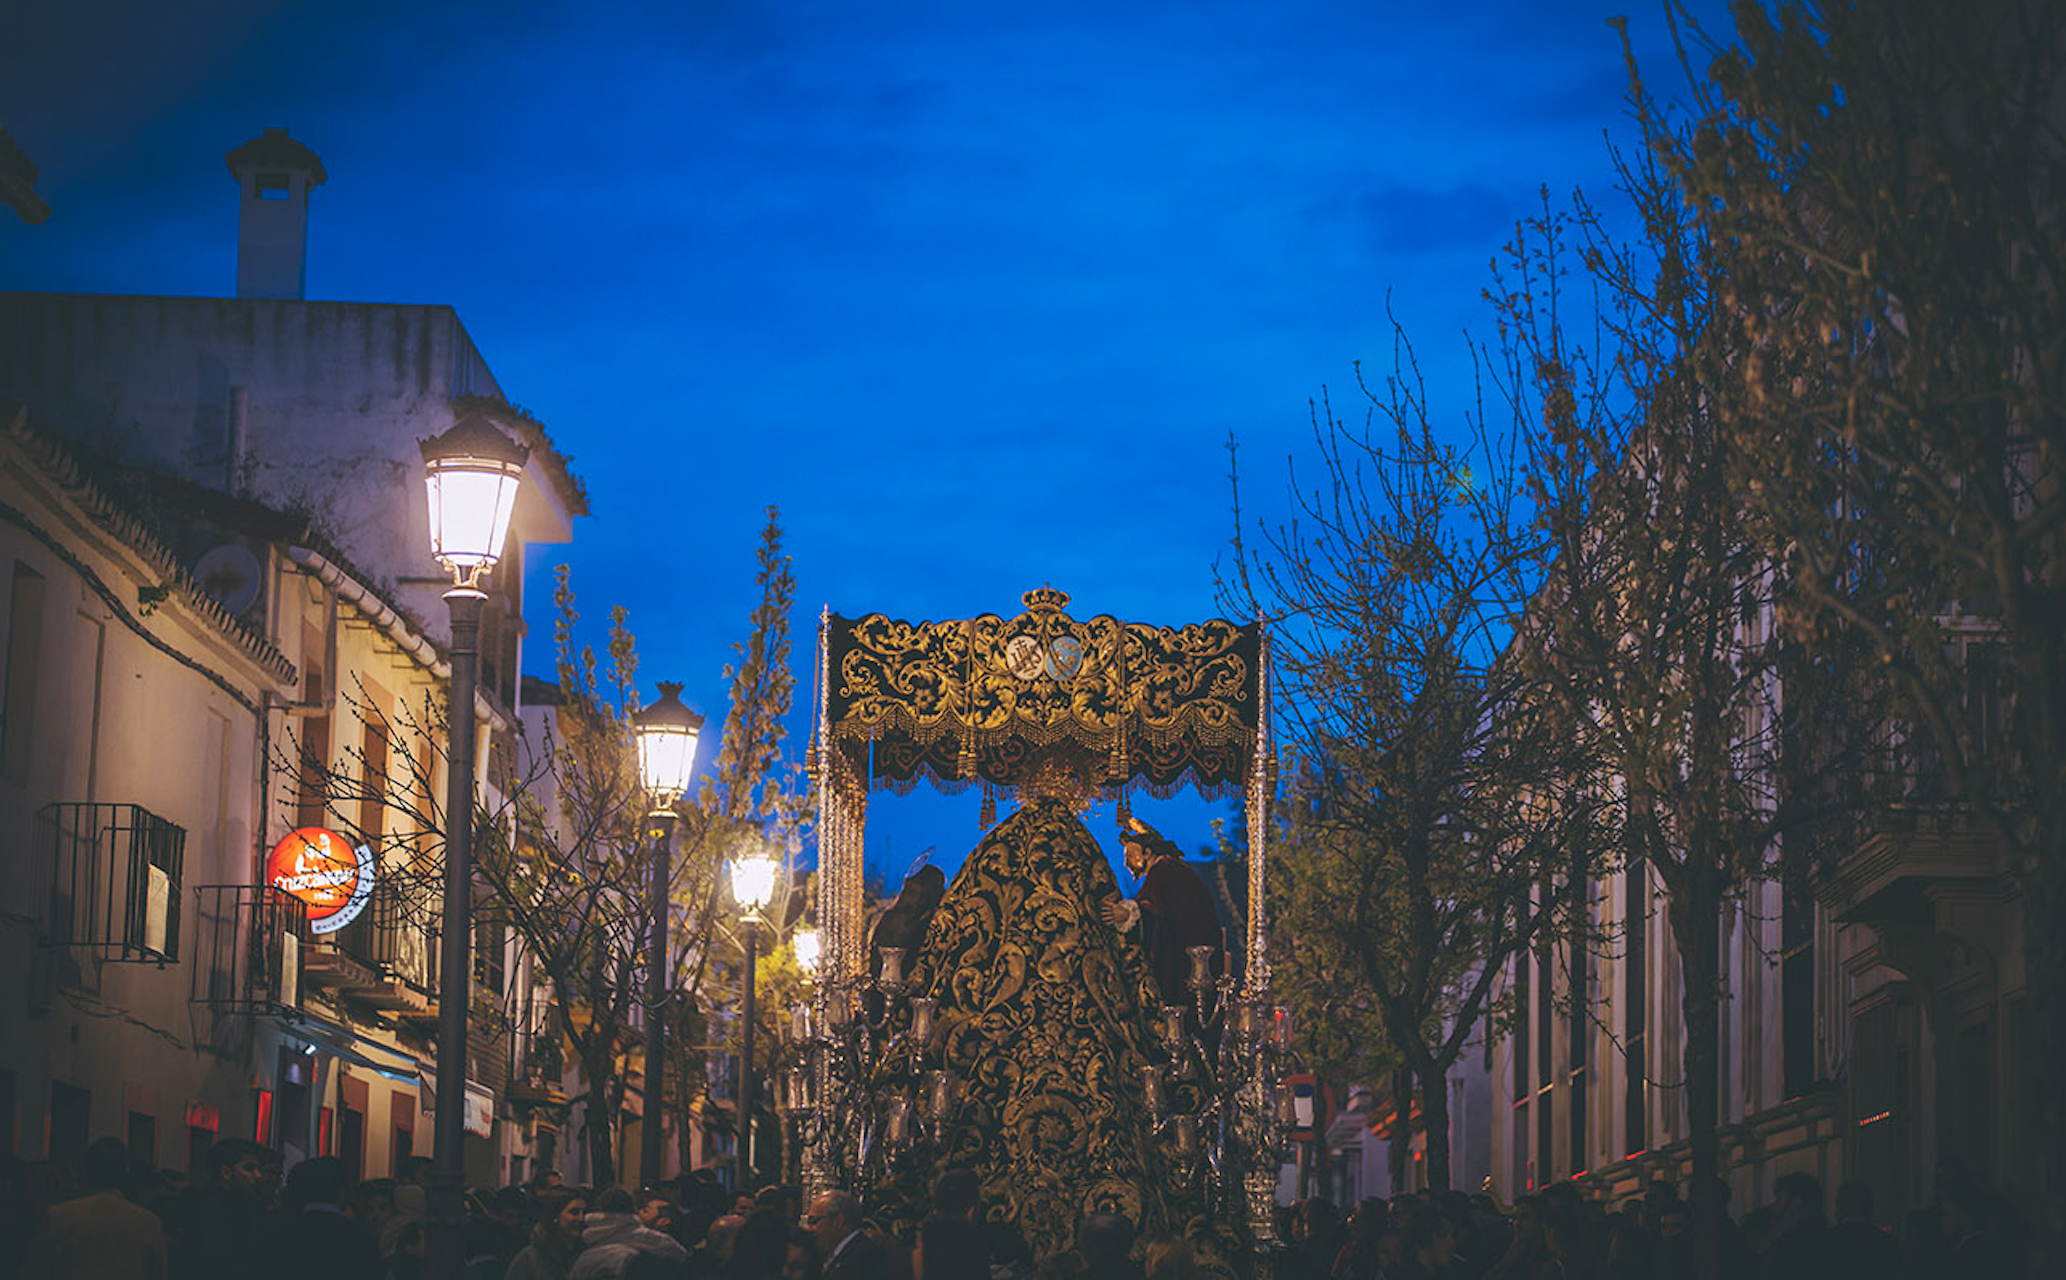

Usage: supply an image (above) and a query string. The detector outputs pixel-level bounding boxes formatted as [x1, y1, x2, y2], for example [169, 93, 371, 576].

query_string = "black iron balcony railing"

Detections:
[35, 802, 186, 964]
[507, 993, 567, 1106]
[189, 884, 308, 1016]
[327, 879, 438, 991]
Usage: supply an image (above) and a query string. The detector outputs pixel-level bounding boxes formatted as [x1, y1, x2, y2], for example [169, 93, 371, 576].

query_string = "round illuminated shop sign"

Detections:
[264, 827, 374, 935]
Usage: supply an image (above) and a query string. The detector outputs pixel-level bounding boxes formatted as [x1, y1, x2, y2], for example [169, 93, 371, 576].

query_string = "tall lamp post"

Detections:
[634, 683, 703, 1188]
[419, 411, 528, 1277]
[728, 850, 781, 1193]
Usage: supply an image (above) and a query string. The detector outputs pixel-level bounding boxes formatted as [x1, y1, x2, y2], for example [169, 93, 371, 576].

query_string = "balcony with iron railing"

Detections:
[1817, 722, 2006, 923]
[188, 884, 308, 1017]
[300, 881, 441, 1025]
[507, 992, 568, 1107]
[33, 803, 186, 980]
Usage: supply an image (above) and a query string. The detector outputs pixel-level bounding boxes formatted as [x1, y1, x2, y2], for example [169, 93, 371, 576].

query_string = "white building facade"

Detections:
[0, 128, 584, 1190]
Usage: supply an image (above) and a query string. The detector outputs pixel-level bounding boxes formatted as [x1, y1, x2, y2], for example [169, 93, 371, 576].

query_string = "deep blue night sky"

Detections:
[3, 0, 1729, 883]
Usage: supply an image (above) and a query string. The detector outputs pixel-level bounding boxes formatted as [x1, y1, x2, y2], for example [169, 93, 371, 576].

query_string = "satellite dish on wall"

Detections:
[194, 544, 263, 617]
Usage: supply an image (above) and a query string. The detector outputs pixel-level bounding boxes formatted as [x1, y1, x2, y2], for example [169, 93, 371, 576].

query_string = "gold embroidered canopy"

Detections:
[810, 586, 1274, 1016]
[825, 586, 1262, 798]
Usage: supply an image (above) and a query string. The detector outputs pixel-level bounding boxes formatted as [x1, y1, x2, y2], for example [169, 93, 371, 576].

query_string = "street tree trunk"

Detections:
[1419, 1059, 1452, 1192]
[2028, 839, 2066, 1273]
[1389, 1067, 1412, 1195]
[1672, 878, 1724, 1280]
[584, 1048, 617, 1189]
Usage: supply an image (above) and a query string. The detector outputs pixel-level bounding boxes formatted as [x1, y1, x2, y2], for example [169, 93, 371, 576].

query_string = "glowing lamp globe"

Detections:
[793, 928, 821, 974]
[420, 411, 530, 581]
[729, 852, 781, 915]
[634, 682, 703, 802]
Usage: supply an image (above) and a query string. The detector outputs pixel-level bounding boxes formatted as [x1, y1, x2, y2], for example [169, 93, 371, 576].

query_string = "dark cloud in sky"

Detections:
[2, 0, 1734, 879]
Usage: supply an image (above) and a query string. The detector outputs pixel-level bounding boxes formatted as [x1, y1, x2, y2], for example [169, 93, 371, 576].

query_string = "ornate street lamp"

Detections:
[418, 410, 527, 1277]
[793, 928, 821, 977]
[634, 682, 702, 1188]
[728, 849, 782, 1193]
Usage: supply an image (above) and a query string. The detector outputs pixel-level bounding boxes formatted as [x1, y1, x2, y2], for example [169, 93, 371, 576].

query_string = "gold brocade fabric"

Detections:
[873, 799, 1243, 1276]
[826, 591, 1260, 797]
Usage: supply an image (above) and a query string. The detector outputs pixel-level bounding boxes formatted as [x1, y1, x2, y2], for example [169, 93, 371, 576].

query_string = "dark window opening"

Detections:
[1569, 870, 1589, 1172]
[1537, 939, 1555, 1180]
[127, 1111, 155, 1167]
[339, 1106, 365, 1179]
[1624, 861, 1648, 1156]
[359, 719, 388, 842]
[1781, 867, 1816, 1098]
[3, 562, 46, 780]
[257, 174, 290, 200]
[49, 1082, 89, 1172]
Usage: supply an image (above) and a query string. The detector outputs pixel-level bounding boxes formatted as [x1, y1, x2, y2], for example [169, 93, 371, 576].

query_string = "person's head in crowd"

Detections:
[1510, 1196, 1545, 1250]
[1772, 1172, 1823, 1225]
[1143, 1237, 1195, 1280]
[256, 1146, 284, 1189]
[707, 1215, 747, 1266]
[1939, 1182, 1990, 1243]
[730, 1206, 792, 1279]
[397, 1155, 433, 1188]
[489, 1185, 528, 1230]
[1372, 1230, 1403, 1274]
[781, 1227, 819, 1280]
[596, 1186, 637, 1216]
[1932, 1154, 1970, 1199]
[639, 1188, 679, 1232]
[532, 1189, 588, 1255]
[393, 1217, 426, 1262]
[530, 1167, 564, 1193]
[1738, 1206, 1776, 1255]
[1277, 1201, 1304, 1246]
[1834, 1179, 1874, 1225]
[983, 1221, 1032, 1276]
[1390, 1192, 1421, 1217]
[916, 1214, 986, 1280]
[210, 1138, 267, 1200]
[1657, 1203, 1690, 1240]
[133, 1166, 181, 1215]
[1349, 1197, 1390, 1240]
[1540, 1182, 1582, 1220]
[354, 1178, 398, 1233]
[283, 1155, 350, 1211]
[464, 1215, 511, 1265]
[1077, 1212, 1135, 1272]
[1400, 1207, 1457, 1273]
[806, 1190, 862, 1260]
[1299, 1196, 1341, 1243]
[932, 1167, 981, 1222]
[78, 1136, 127, 1193]
[1642, 1180, 1680, 1230]
[1467, 1194, 1499, 1230]
[1543, 1208, 1597, 1268]
[736, 1194, 757, 1216]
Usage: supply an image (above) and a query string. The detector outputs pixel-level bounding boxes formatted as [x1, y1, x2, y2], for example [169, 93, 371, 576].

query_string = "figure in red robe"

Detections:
[1101, 814, 1223, 1008]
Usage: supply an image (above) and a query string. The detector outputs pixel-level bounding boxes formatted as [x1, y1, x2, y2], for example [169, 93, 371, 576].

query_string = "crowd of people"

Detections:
[1277, 1162, 2032, 1280]
[0, 1137, 2036, 1280]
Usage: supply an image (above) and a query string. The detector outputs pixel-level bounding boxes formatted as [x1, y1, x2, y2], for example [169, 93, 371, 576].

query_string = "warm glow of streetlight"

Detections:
[420, 411, 530, 583]
[794, 928, 821, 974]
[729, 853, 781, 916]
[634, 682, 703, 803]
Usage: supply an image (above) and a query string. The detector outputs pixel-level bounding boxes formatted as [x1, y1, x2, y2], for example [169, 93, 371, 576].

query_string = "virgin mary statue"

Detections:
[873, 791, 1233, 1271]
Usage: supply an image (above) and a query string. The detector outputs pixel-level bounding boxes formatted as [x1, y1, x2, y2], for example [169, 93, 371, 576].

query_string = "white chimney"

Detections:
[225, 128, 325, 300]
